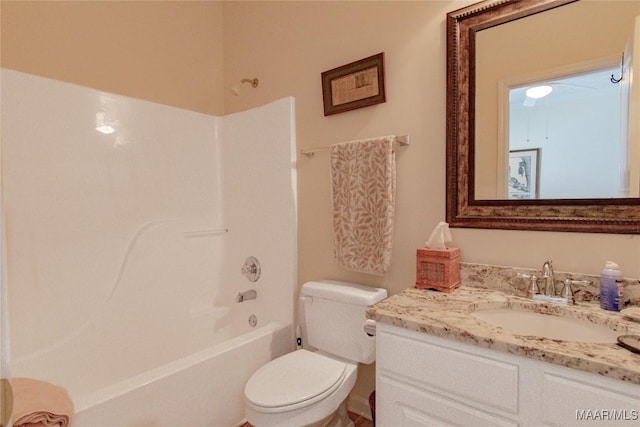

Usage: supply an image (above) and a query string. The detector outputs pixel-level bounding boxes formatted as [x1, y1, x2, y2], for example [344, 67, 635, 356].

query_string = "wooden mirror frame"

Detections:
[446, 0, 640, 234]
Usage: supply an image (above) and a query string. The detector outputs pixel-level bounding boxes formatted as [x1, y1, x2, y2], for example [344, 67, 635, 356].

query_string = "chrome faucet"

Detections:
[521, 259, 590, 305]
[236, 289, 257, 303]
[542, 260, 556, 296]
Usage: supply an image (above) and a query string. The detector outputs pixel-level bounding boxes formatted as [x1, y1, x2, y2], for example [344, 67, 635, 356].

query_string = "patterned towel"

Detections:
[330, 136, 397, 275]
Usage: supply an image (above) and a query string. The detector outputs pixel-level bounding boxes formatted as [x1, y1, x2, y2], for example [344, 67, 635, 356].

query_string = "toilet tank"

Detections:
[300, 280, 387, 364]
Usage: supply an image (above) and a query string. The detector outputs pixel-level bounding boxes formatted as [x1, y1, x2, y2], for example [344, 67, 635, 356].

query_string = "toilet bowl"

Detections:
[245, 350, 357, 427]
[243, 280, 387, 427]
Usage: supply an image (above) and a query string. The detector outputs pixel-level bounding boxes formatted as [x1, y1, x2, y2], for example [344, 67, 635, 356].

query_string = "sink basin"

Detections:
[471, 308, 619, 343]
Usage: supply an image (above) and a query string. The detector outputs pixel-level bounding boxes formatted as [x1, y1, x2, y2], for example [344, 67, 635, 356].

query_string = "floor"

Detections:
[241, 411, 374, 427]
[348, 412, 375, 427]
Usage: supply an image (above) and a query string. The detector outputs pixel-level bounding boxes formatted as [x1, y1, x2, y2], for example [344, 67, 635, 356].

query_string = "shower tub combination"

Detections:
[3, 69, 297, 426]
[72, 322, 293, 427]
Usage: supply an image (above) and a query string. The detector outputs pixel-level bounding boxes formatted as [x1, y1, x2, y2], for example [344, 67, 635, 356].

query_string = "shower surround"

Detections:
[1, 69, 297, 426]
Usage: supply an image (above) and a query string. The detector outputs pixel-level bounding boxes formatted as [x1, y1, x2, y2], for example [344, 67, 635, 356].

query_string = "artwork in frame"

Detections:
[508, 148, 540, 199]
[321, 52, 386, 116]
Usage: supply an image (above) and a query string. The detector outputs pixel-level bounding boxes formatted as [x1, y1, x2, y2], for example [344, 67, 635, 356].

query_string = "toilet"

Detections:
[244, 280, 387, 427]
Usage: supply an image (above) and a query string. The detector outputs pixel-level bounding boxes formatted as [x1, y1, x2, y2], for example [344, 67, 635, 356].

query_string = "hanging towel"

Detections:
[331, 135, 397, 275]
[10, 378, 74, 427]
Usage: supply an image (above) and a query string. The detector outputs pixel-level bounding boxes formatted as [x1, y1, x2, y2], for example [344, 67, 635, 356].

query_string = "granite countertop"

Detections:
[367, 286, 640, 385]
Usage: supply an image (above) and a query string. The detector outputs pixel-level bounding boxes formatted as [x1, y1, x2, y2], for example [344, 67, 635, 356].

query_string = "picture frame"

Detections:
[321, 52, 386, 116]
[508, 148, 540, 199]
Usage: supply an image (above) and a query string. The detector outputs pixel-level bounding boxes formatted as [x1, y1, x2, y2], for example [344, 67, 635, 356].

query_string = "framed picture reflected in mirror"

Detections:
[508, 148, 540, 199]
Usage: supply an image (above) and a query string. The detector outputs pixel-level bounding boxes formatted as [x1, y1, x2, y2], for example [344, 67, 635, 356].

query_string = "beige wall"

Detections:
[3, 0, 640, 412]
[1, 0, 225, 115]
[223, 0, 462, 399]
[222, 0, 640, 401]
[221, 0, 640, 276]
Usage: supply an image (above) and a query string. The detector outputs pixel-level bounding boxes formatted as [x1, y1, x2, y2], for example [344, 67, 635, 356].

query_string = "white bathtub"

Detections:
[9, 218, 293, 427]
[10, 288, 294, 427]
[4, 71, 297, 427]
[71, 321, 293, 427]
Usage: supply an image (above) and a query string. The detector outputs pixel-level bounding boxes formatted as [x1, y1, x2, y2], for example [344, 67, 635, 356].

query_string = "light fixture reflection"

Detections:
[96, 124, 115, 134]
[95, 112, 115, 134]
[525, 85, 553, 99]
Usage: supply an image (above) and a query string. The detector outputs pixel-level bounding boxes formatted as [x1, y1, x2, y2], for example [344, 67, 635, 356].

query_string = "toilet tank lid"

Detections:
[301, 280, 387, 306]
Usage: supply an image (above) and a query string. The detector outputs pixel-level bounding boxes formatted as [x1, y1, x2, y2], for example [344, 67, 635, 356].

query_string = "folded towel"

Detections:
[11, 378, 73, 427]
[330, 136, 397, 275]
[1, 378, 12, 427]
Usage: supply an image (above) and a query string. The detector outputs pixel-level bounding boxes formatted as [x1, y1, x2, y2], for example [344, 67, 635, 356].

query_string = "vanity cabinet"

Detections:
[376, 323, 640, 426]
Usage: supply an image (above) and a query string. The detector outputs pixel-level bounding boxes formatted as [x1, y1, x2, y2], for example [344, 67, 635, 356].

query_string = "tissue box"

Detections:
[415, 247, 460, 292]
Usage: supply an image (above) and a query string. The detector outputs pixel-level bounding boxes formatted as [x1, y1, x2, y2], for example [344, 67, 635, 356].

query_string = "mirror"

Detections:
[497, 67, 626, 200]
[446, 0, 640, 233]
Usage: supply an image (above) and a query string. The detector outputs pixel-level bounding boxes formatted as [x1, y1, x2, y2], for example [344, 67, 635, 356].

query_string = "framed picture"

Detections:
[321, 52, 386, 116]
[508, 148, 540, 199]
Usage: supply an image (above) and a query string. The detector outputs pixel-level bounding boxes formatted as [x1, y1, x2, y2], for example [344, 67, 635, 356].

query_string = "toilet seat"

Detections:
[245, 350, 347, 413]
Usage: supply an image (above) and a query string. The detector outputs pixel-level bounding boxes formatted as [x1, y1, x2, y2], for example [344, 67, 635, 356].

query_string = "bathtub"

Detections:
[10, 275, 295, 427]
[4, 71, 297, 427]
[9, 219, 294, 426]
[23, 321, 293, 427]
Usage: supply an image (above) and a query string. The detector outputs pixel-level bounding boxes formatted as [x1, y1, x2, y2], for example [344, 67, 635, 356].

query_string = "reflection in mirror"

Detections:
[446, 0, 640, 233]
[507, 66, 629, 200]
[474, 0, 640, 201]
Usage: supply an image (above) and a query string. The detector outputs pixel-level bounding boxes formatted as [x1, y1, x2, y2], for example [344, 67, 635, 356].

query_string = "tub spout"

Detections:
[236, 289, 257, 303]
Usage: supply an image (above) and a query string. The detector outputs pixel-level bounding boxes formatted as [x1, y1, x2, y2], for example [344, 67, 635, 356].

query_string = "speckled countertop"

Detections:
[367, 286, 640, 385]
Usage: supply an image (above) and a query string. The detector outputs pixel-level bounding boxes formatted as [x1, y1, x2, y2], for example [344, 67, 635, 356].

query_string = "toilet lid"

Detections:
[245, 349, 347, 410]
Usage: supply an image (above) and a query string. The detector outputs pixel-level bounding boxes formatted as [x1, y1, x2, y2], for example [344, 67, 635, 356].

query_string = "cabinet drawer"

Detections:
[377, 325, 519, 415]
[542, 372, 640, 426]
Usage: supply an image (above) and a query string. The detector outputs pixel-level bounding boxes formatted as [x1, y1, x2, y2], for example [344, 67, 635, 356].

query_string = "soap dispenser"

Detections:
[600, 261, 623, 311]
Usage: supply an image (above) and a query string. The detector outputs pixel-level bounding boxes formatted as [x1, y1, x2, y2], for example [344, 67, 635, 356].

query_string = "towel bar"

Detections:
[300, 134, 410, 159]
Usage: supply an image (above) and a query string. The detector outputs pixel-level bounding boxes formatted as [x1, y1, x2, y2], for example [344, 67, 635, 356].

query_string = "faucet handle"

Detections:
[527, 275, 540, 298]
[560, 278, 590, 305]
[517, 273, 540, 297]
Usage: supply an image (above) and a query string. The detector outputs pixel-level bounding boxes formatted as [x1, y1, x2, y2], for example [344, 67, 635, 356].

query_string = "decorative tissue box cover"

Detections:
[415, 247, 461, 291]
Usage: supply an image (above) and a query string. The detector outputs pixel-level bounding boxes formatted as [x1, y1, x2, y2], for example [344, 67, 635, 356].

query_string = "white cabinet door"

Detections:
[541, 370, 640, 426]
[376, 323, 520, 426]
[376, 323, 640, 427]
[377, 374, 518, 427]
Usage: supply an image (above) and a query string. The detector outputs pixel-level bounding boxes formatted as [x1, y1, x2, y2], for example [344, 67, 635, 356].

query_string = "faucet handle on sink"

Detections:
[561, 278, 575, 305]
[517, 273, 540, 298]
[560, 279, 589, 305]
